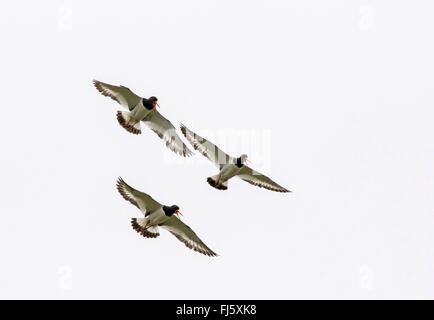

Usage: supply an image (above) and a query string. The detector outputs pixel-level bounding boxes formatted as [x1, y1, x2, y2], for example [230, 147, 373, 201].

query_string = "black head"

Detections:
[163, 205, 181, 217]
[148, 96, 158, 103]
[143, 96, 159, 111]
[235, 154, 248, 168]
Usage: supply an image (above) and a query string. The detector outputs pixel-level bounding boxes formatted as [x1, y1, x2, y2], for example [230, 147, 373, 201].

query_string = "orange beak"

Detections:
[154, 102, 160, 111]
[175, 209, 183, 218]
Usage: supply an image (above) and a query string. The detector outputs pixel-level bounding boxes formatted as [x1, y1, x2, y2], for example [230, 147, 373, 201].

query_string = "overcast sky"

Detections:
[0, 0, 433, 299]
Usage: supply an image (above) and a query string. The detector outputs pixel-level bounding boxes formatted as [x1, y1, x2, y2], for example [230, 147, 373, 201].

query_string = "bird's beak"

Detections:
[155, 102, 160, 111]
[175, 210, 183, 218]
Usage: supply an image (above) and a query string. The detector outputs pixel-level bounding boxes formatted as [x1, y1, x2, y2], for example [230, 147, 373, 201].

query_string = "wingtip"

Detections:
[116, 177, 129, 192]
[180, 123, 187, 135]
[116, 178, 140, 209]
[203, 250, 218, 258]
[93, 79, 103, 92]
[178, 148, 194, 158]
[186, 148, 195, 157]
[116, 177, 123, 190]
[178, 123, 194, 157]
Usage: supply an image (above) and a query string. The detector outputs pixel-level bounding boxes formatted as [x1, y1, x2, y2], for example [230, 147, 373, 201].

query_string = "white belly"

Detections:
[147, 208, 169, 226]
[130, 101, 151, 121]
[219, 164, 241, 181]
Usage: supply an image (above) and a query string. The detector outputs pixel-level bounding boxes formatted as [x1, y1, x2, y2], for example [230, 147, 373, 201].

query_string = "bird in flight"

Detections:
[180, 124, 290, 193]
[116, 177, 217, 257]
[93, 80, 193, 157]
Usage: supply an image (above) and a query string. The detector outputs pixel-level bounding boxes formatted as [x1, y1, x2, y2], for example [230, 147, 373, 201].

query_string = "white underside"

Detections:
[145, 207, 169, 226]
[130, 102, 151, 121]
[219, 164, 241, 181]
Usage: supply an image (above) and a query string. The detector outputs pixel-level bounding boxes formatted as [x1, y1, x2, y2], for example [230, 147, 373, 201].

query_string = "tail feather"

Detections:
[131, 218, 159, 238]
[117, 111, 141, 135]
[207, 175, 228, 190]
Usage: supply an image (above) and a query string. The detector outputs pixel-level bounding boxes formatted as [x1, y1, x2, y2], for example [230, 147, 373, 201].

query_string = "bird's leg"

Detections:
[140, 222, 151, 236]
[143, 221, 151, 230]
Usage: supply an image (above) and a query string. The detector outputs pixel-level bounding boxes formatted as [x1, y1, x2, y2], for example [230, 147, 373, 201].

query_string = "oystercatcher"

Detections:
[116, 177, 217, 257]
[180, 124, 290, 193]
[93, 80, 193, 157]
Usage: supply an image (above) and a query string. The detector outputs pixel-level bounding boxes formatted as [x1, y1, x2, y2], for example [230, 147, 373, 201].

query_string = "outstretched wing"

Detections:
[180, 123, 233, 168]
[159, 216, 217, 257]
[237, 166, 290, 193]
[93, 79, 141, 110]
[142, 112, 193, 157]
[116, 177, 162, 213]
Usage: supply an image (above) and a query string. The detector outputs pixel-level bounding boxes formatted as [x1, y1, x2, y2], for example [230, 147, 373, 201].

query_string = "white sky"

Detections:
[0, 0, 433, 299]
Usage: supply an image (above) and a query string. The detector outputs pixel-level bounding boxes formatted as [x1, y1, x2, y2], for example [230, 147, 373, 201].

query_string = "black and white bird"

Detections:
[93, 80, 193, 157]
[180, 124, 290, 193]
[116, 177, 217, 257]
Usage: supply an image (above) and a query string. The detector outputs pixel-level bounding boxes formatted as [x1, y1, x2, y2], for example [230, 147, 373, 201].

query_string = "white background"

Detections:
[0, 0, 433, 299]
